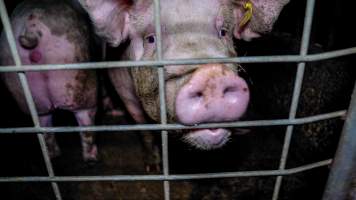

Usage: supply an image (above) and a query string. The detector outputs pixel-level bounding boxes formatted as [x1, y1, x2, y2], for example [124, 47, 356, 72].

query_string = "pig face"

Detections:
[129, 0, 247, 121]
[80, 0, 289, 149]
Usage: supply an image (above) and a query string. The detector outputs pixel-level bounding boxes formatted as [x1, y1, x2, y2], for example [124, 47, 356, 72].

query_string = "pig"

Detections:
[78, 0, 289, 156]
[79, 0, 288, 165]
[78, 0, 289, 167]
[0, 0, 98, 162]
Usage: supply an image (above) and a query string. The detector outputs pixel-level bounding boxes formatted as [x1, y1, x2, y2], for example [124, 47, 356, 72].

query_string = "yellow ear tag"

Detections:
[239, 1, 253, 27]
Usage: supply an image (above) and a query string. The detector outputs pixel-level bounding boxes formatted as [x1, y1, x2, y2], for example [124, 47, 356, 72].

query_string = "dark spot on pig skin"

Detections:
[28, 14, 35, 20]
[75, 71, 96, 107]
[204, 102, 210, 109]
[65, 71, 97, 109]
[37, 30, 42, 37]
[75, 56, 81, 62]
[207, 82, 217, 93]
[42, 72, 49, 82]
[181, 41, 201, 52]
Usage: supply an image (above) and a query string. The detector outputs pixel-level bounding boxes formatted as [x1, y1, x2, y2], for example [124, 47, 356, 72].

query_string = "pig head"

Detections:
[79, 0, 289, 150]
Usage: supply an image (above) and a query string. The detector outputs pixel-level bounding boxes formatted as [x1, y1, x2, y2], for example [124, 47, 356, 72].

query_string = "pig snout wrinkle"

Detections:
[175, 65, 250, 125]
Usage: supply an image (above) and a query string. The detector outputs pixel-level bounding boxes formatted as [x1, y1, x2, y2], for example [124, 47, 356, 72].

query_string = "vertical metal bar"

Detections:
[0, 1, 62, 199]
[322, 83, 356, 200]
[272, 0, 316, 199]
[159, 70, 170, 200]
[153, 0, 170, 199]
[36, 134, 62, 200]
[154, 0, 163, 61]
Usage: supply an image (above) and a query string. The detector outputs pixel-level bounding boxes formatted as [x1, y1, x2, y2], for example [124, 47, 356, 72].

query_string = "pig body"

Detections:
[79, 0, 288, 153]
[0, 0, 98, 161]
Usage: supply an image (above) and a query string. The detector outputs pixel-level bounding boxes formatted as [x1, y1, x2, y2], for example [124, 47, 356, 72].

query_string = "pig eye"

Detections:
[145, 35, 156, 44]
[219, 28, 227, 38]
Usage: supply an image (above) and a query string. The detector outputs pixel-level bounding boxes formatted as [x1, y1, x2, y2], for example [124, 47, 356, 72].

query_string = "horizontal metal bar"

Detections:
[0, 47, 356, 72]
[0, 110, 346, 134]
[0, 159, 331, 182]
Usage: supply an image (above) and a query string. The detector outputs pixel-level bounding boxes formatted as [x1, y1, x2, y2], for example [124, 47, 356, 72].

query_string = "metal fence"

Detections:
[0, 0, 355, 199]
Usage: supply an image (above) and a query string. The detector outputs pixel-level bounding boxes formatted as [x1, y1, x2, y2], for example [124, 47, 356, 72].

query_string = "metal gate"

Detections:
[0, 0, 355, 199]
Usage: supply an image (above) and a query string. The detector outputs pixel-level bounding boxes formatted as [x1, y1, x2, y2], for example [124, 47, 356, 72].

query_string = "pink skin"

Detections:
[0, 3, 98, 161]
[183, 128, 231, 149]
[175, 64, 250, 125]
[176, 65, 249, 149]
[79, 0, 288, 150]
[29, 50, 42, 63]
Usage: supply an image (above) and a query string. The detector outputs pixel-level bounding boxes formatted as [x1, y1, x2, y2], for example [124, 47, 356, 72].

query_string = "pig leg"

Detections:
[74, 109, 98, 162]
[102, 92, 125, 118]
[109, 68, 161, 171]
[39, 115, 61, 158]
[141, 131, 161, 172]
[108, 68, 147, 123]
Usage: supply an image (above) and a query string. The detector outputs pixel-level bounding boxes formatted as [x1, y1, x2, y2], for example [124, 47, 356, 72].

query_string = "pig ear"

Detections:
[78, 0, 133, 46]
[233, 0, 289, 41]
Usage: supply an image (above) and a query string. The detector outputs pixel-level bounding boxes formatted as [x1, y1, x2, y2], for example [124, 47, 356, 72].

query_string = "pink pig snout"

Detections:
[175, 65, 250, 125]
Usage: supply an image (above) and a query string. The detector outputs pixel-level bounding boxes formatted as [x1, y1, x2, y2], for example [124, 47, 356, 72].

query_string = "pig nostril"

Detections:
[223, 87, 238, 95]
[190, 91, 203, 99]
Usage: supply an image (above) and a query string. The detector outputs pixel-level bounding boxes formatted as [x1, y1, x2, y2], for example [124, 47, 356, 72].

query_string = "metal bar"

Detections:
[0, 159, 332, 182]
[154, 0, 163, 61]
[0, 110, 346, 134]
[37, 134, 62, 200]
[322, 83, 356, 200]
[0, 47, 356, 72]
[272, 0, 316, 199]
[0, 1, 62, 199]
[153, 0, 170, 199]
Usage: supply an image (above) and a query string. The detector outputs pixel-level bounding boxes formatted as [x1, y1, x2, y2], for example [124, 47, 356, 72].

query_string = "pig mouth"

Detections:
[182, 128, 231, 150]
